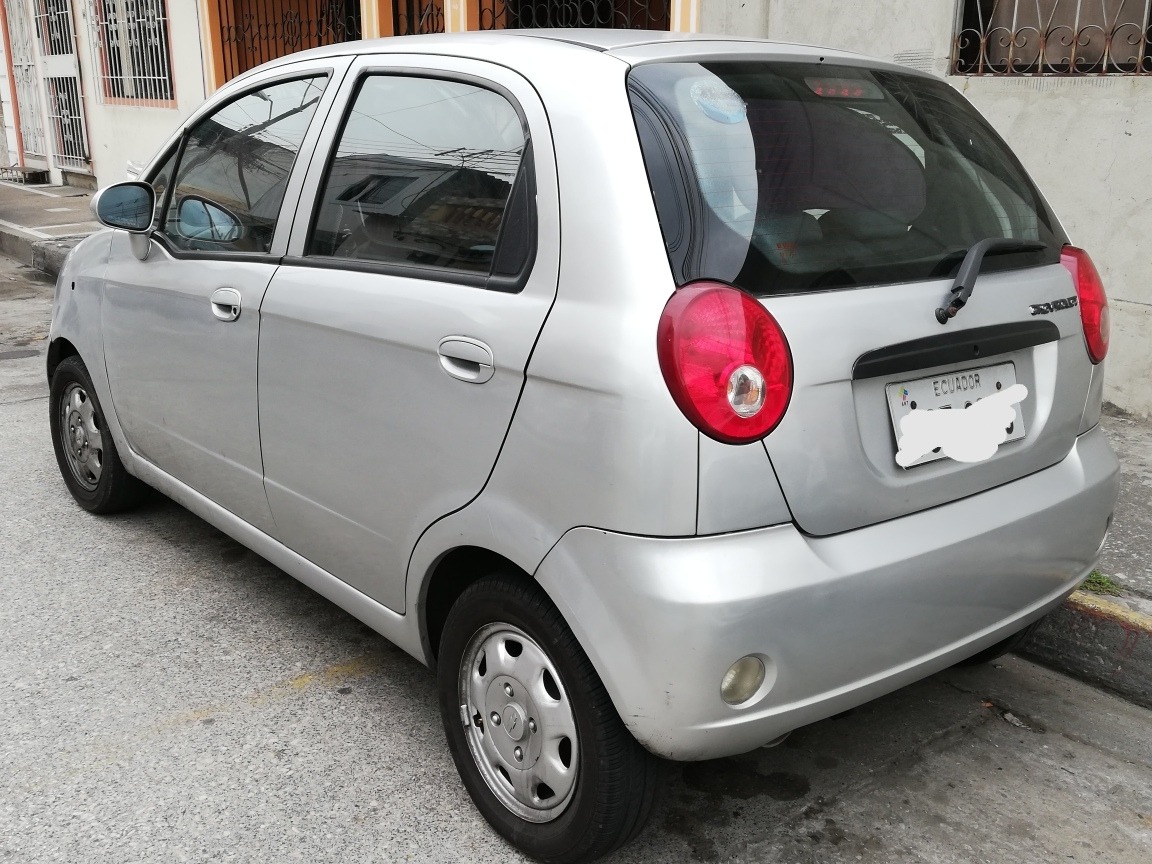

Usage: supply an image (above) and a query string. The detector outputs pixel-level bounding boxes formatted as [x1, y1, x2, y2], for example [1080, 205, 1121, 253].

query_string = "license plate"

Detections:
[885, 363, 1026, 468]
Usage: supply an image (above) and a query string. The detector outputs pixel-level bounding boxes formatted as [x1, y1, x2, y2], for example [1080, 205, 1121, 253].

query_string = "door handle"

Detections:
[437, 337, 494, 384]
[210, 287, 242, 322]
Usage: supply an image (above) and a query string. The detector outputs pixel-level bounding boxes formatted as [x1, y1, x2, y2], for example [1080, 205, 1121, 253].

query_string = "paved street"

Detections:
[2, 270, 1151, 863]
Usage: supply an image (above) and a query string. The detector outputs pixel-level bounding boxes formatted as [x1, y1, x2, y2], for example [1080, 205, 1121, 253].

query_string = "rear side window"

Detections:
[307, 75, 530, 278]
[628, 62, 1065, 294]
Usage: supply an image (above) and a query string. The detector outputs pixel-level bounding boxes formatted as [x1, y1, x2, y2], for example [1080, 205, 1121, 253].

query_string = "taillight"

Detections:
[1060, 245, 1109, 364]
[657, 281, 792, 444]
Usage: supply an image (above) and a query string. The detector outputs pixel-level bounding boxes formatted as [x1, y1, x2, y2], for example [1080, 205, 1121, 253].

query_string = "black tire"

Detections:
[49, 355, 148, 514]
[437, 574, 661, 864]
[955, 619, 1043, 667]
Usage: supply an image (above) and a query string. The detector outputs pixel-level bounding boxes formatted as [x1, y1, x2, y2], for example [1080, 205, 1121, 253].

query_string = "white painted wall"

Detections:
[700, 0, 1152, 419]
[73, 1, 207, 183]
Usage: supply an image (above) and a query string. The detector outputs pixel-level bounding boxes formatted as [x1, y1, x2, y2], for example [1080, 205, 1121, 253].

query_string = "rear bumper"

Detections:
[535, 426, 1118, 761]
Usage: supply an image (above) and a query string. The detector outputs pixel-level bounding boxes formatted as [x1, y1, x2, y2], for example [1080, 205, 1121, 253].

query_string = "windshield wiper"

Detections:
[934, 238, 1045, 324]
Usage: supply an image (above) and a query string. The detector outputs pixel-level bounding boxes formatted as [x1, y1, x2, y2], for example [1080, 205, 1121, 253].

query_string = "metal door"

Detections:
[4, 0, 48, 164]
[33, 0, 91, 171]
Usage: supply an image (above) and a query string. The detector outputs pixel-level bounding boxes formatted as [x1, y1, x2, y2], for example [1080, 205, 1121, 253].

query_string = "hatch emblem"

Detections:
[1029, 296, 1077, 316]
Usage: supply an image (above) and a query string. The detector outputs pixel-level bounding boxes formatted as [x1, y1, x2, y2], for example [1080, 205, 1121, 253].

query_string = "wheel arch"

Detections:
[46, 337, 80, 382]
[420, 545, 535, 662]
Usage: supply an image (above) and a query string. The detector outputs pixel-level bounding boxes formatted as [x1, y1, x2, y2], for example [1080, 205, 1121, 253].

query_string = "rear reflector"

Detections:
[657, 281, 792, 444]
[1060, 246, 1109, 364]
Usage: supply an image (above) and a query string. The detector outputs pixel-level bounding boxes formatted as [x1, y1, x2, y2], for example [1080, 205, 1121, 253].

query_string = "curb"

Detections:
[1021, 589, 1152, 710]
[0, 224, 83, 279]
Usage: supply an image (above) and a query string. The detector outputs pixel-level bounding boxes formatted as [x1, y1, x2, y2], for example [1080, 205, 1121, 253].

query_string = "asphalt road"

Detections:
[3, 299, 1152, 862]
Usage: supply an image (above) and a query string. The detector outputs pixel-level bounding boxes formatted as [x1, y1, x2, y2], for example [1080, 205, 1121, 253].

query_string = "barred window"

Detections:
[87, 0, 174, 104]
[954, 0, 1152, 75]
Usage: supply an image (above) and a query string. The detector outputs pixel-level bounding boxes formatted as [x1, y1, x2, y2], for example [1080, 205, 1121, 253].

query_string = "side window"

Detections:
[307, 75, 529, 276]
[161, 75, 327, 254]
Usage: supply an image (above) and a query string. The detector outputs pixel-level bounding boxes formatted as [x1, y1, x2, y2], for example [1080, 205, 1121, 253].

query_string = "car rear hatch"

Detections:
[629, 57, 1097, 536]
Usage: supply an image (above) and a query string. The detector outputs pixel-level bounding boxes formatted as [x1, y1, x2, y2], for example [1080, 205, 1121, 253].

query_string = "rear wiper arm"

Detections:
[935, 238, 1045, 324]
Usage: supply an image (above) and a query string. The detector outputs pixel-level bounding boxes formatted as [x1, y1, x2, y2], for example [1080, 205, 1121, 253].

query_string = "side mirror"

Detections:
[175, 195, 243, 244]
[91, 181, 155, 232]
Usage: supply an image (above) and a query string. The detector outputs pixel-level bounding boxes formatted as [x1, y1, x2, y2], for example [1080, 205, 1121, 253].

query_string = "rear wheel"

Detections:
[437, 574, 660, 863]
[49, 356, 147, 514]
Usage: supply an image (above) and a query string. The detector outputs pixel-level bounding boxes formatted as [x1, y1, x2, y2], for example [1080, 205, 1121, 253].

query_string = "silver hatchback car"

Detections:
[48, 30, 1118, 862]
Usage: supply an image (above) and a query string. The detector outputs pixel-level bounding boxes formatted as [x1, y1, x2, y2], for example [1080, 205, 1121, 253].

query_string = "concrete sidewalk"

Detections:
[0, 180, 98, 276]
[0, 189, 1149, 710]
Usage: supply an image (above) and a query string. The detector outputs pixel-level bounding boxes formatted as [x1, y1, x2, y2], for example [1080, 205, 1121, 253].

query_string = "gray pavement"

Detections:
[3, 277, 1152, 860]
[0, 181, 96, 276]
[0, 255, 54, 354]
[1096, 407, 1152, 598]
[0, 181, 97, 240]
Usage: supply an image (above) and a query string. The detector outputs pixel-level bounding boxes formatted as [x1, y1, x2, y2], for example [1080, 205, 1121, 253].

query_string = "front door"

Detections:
[102, 71, 337, 532]
[258, 58, 559, 612]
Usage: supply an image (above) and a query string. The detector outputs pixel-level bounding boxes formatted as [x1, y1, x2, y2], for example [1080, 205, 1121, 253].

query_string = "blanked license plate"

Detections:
[885, 363, 1026, 468]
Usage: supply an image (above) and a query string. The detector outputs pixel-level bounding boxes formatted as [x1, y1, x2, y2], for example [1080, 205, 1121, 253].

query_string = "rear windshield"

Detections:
[628, 61, 1065, 294]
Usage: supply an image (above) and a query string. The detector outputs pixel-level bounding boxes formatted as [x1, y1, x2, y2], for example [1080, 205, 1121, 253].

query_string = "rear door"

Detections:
[258, 57, 559, 612]
[629, 59, 1095, 535]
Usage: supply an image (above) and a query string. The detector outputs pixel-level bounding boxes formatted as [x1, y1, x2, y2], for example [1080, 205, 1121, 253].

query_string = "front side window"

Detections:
[160, 75, 327, 254]
[629, 61, 1065, 295]
[307, 74, 528, 276]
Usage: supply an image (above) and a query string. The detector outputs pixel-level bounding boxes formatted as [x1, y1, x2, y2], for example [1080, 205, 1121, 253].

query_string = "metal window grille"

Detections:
[476, 0, 670, 30]
[217, 0, 361, 83]
[45, 75, 89, 167]
[37, 0, 76, 55]
[86, 0, 175, 104]
[954, 0, 1152, 74]
[393, 1, 444, 35]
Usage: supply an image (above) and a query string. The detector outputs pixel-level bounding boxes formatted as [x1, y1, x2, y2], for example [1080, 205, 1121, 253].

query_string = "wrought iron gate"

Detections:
[393, 0, 443, 35]
[34, 0, 91, 170]
[217, 0, 362, 83]
[477, 0, 670, 30]
[4, 0, 49, 163]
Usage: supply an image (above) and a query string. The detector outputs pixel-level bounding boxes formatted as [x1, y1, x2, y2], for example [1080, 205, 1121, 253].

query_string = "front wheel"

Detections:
[49, 356, 147, 513]
[437, 574, 660, 863]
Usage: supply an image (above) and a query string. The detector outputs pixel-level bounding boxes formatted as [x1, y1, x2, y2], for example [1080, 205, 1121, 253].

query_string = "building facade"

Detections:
[0, 1, 697, 185]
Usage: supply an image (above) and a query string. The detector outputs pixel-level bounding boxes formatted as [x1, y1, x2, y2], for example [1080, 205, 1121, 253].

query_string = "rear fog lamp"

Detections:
[721, 655, 766, 705]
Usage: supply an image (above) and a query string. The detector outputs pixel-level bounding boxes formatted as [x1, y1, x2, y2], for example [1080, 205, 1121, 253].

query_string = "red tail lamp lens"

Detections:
[657, 281, 793, 444]
[1060, 246, 1109, 364]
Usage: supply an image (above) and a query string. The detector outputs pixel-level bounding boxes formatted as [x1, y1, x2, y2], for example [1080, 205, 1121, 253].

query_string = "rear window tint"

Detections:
[628, 62, 1065, 294]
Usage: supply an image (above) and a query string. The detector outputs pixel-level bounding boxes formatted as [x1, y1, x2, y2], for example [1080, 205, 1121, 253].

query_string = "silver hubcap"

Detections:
[59, 383, 103, 491]
[458, 623, 579, 822]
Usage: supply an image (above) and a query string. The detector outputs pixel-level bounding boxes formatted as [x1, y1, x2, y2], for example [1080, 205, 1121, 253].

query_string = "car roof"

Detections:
[245, 28, 888, 72]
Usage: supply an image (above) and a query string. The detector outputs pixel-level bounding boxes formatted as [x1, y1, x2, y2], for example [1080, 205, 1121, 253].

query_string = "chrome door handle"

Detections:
[210, 287, 241, 322]
[437, 337, 494, 384]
